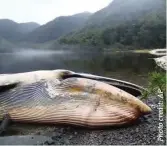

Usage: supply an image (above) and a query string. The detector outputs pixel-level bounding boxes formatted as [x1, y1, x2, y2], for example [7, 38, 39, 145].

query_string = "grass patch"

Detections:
[142, 71, 166, 113]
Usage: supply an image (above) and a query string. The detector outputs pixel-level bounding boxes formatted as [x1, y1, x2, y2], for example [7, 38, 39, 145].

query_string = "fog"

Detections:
[11, 49, 70, 58]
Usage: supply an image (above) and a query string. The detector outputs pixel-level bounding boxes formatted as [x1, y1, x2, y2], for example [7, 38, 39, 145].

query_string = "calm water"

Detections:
[0, 48, 156, 87]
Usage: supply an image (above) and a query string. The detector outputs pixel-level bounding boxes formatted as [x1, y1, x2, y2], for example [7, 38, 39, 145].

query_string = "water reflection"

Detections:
[0, 49, 156, 86]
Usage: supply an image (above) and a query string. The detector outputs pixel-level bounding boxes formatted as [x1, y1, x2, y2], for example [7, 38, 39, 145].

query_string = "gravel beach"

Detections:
[0, 96, 166, 145]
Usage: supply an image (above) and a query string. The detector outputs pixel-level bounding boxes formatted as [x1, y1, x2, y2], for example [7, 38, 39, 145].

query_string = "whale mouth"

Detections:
[62, 72, 145, 97]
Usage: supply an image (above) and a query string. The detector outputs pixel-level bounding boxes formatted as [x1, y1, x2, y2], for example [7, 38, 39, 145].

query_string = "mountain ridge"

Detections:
[22, 12, 92, 43]
[0, 19, 40, 41]
[0, 0, 165, 49]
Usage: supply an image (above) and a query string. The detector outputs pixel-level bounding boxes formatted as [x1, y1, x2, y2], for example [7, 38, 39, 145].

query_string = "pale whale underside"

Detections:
[0, 70, 151, 127]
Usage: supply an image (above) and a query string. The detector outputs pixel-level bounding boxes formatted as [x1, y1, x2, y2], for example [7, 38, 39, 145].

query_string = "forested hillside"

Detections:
[18, 22, 40, 34]
[59, 0, 166, 49]
[0, 19, 40, 41]
[0, 0, 165, 50]
[23, 12, 91, 43]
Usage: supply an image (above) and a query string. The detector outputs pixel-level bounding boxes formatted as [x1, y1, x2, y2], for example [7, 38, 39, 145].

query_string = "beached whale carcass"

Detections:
[0, 69, 151, 130]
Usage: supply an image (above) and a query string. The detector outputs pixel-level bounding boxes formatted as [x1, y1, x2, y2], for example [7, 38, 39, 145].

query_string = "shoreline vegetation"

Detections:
[141, 48, 166, 113]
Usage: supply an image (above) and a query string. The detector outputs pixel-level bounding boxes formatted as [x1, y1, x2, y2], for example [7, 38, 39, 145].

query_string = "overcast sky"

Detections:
[0, 0, 112, 25]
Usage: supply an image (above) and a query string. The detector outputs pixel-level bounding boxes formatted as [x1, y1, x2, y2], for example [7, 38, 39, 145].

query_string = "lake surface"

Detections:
[0, 48, 156, 87]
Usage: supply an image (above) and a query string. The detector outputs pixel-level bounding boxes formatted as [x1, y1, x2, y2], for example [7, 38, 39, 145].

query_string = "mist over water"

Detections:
[14, 49, 68, 57]
[0, 48, 156, 86]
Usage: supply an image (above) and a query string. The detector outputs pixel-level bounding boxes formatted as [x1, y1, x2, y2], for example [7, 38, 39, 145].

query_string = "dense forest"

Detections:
[59, 0, 166, 49]
[0, 0, 166, 50]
